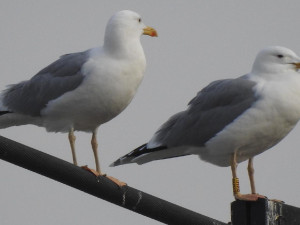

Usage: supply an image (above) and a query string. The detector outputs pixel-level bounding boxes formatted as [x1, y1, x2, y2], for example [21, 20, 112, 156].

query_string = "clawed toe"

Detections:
[81, 165, 126, 187]
[235, 193, 266, 201]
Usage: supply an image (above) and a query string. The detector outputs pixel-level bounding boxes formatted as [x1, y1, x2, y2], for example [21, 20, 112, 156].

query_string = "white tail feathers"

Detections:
[0, 96, 42, 128]
[0, 113, 42, 129]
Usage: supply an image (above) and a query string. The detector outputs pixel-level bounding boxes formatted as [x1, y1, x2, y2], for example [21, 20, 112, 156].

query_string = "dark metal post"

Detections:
[231, 198, 300, 225]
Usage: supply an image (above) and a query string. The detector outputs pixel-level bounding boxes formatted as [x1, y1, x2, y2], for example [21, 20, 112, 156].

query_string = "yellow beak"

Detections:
[293, 62, 300, 69]
[143, 26, 158, 37]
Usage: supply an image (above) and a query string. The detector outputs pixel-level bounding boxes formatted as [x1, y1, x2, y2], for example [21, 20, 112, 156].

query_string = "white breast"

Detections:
[201, 73, 300, 167]
[42, 48, 146, 132]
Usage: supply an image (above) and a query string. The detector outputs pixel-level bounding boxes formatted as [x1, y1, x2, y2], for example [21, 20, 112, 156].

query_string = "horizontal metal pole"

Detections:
[0, 135, 226, 225]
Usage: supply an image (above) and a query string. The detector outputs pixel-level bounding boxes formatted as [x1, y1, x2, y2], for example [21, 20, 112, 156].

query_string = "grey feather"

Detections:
[2, 50, 90, 116]
[110, 76, 259, 166]
[151, 76, 258, 148]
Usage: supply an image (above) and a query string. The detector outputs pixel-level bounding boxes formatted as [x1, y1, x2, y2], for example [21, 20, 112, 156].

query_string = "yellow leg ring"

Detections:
[232, 177, 240, 195]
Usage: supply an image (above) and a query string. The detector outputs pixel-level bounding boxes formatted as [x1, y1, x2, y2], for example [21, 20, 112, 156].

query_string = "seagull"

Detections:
[0, 10, 157, 183]
[111, 46, 300, 199]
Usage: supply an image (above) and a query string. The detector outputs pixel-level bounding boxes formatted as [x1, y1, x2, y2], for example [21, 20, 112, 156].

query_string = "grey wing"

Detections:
[2, 50, 90, 116]
[150, 77, 258, 148]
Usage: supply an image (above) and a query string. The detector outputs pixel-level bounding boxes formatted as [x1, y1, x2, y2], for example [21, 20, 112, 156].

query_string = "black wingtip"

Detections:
[110, 144, 168, 167]
[125, 143, 148, 157]
[109, 159, 121, 167]
[109, 144, 147, 167]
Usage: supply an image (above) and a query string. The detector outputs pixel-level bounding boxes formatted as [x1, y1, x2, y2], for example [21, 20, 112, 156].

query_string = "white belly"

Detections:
[41, 55, 145, 132]
[200, 78, 300, 167]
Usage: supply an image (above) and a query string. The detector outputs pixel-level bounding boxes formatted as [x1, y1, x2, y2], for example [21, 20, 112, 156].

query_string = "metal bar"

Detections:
[0, 135, 226, 225]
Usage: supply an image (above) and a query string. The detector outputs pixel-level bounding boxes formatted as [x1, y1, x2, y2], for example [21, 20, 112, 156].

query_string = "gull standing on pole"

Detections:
[0, 10, 157, 184]
[111, 46, 300, 197]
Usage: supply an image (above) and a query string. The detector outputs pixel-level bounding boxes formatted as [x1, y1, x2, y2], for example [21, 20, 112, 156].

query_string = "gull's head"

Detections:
[104, 10, 157, 50]
[251, 46, 300, 74]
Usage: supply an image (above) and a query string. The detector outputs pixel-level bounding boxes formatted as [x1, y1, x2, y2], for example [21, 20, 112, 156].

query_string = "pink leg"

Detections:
[231, 153, 265, 201]
[68, 128, 78, 166]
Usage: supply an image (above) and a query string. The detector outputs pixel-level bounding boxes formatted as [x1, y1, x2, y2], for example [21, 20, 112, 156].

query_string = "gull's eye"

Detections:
[277, 54, 284, 58]
[138, 18, 142, 23]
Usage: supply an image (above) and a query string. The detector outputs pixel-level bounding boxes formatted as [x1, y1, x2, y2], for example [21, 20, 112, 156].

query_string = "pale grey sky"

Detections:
[1, 1, 300, 224]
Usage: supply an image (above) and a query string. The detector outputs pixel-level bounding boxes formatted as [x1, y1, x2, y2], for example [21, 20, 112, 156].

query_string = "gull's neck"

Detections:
[103, 31, 144, 60]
